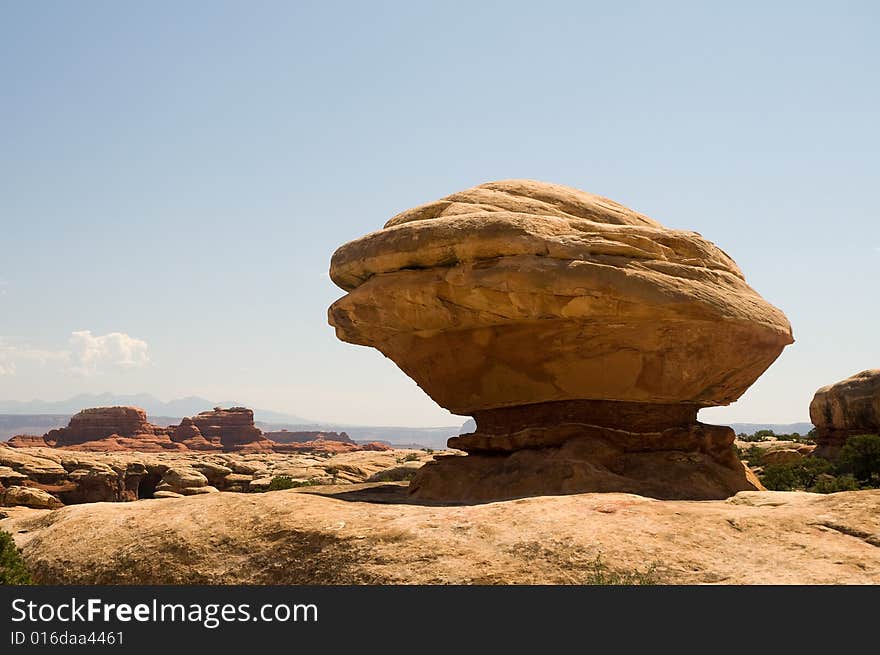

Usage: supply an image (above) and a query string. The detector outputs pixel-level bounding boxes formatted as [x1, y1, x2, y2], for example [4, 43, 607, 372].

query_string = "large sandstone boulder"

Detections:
[1, 485, 63, 509]
[810, 370, 880, 457]
[328, 180, 794, 501]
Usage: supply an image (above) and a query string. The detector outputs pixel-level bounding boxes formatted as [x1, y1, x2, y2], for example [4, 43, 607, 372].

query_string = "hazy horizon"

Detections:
[2, 2, 877, 426]
[0, 389, 823, 428]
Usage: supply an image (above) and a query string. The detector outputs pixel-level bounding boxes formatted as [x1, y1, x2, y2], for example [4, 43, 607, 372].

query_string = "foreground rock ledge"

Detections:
[3, 487, 878, 584]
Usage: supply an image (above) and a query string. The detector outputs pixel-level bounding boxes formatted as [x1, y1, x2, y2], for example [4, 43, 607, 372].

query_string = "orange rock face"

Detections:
[189, 407, 273, 450]
[810, 370, 880, 457]
[46, 407, 163, 447]
[328, 180, 793, 500]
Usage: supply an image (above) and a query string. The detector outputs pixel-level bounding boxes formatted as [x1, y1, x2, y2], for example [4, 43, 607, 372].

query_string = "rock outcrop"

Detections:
[328, 179, 794, 501]
[0, 444, 427, 507]
[7, 405, 387, 456]
[189, 407, 275, 451]
[810, 370, 880, 457]
[0, 485, 63, 509]
[264, 430, 355, 444]
[6, 434, 50, 448]
[46, 407, 169, 448]
[4, 486, 878, 584]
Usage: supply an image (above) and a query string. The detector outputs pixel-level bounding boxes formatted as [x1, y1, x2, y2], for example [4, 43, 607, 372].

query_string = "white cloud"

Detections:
[68, 331, 150, 375]
[0, 331, 150, 377]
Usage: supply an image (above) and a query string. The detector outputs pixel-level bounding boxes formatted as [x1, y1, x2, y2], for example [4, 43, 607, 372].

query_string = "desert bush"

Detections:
[738, 430, 774, 443]
[0, 530, 31, 585]
[583, 554, 659, 585]
[264, 476, 316, 491]
[744, 445, 765, 467]
[836, 434, 880, 486]
[809, 474, 861, 494]
[396, 452, 420, 463]
[761, 457, 835, 491]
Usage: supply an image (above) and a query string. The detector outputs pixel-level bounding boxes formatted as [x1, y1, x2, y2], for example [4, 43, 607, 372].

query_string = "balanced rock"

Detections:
[810, 370, 880, 457]
[328, 179, 794, 500]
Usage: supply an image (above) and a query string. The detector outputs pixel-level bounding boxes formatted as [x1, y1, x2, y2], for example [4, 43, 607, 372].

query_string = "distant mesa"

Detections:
[329, 179, 794, 501]
[6, 406, 391, 455]
[263, 429, 355, 445]
[810, 369, 880, 458]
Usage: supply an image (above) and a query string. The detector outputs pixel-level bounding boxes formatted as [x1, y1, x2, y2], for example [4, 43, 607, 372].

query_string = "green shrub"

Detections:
[0, 530, 31, 585]
[761, 457, 835, 491]
[265, 476, 316, 491]
[744, 445, 765, 467]
[396, 452, 421, 463]
[809, 474, 861, 494]
[836, 434, 880, 486]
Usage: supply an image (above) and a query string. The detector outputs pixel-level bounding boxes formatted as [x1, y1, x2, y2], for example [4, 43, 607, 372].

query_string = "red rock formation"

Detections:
[190, 407, 275, 451]
[359, 441, 394, 451]
[264, 430, 355, 444]
[170, 417, 220, 450]
[46, 407, 167, 447]
[6, 405, 392, 455]
[6, 434, 50, 448]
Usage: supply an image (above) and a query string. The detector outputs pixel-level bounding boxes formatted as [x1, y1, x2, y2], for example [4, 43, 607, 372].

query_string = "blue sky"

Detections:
[1, 1, 877, 425]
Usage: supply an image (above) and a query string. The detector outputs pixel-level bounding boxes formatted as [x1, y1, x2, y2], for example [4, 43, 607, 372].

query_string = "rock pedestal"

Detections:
[328, 180, 794, 501]
[411, 400, 753, 501]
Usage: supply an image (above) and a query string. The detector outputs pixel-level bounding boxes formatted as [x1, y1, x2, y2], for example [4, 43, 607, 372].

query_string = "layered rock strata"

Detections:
[328, 180, 794, 501]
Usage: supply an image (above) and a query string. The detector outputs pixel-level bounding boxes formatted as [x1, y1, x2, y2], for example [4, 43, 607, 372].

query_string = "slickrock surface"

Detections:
[3, 487, 878, 584]
[328, 180, 793, 501]
[0, 445, 430, 506]
[810, 370, 880, 457]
